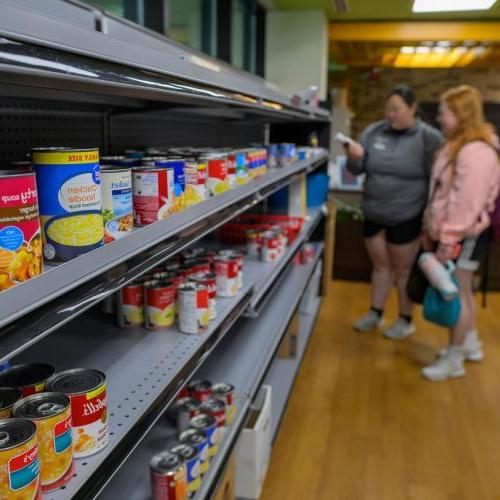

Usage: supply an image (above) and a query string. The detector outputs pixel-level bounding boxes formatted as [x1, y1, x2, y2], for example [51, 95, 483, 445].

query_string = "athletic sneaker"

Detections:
[422, 346, 466, 381]
[354, 310, 384, 332]
[438, 329, 484, 362]
[383, 317, 416, 340]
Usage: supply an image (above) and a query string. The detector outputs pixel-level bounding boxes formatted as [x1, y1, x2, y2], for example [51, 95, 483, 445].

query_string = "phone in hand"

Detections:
[334, 132, 354, 147]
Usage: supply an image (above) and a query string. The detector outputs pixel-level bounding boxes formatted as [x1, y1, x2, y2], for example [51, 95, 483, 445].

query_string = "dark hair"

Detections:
[387, 84, 417, 108]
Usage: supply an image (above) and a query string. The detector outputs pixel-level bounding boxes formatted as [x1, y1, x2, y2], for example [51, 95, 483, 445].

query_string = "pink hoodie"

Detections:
[424, 141, 500, 246]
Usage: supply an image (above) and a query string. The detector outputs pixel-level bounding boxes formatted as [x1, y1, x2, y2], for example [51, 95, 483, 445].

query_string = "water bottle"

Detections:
[418, 252, 459, 300]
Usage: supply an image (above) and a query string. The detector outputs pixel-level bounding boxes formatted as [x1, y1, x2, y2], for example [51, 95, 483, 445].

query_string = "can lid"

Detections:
[175, 397, 200, 412]
[178, 281, 202, 292]
[0, 419, 36, 450]
[201, 397, 225, 412]
[13, 392, 70, 419]
[150, 451, 182, 473]
[171, 444, 198, 461]
[0, 168, 34, 177]
[179, 428, 207, 445]
[0, 387, 22, 410]
[0, 363, 55, 389]
[31, 147, 98, 153]
[212, 383, 234, 396]
[144, 280, 173, 290]
[47, 368, 105, 395]
[190, 413, 216, 429]
[188, 380, 212, 392]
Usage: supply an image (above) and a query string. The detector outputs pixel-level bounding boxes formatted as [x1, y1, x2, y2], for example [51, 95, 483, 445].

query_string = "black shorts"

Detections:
[363, 214, 423, 245]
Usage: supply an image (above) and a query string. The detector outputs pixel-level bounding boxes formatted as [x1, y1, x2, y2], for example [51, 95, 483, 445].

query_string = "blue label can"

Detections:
[32, 148, 104, 262]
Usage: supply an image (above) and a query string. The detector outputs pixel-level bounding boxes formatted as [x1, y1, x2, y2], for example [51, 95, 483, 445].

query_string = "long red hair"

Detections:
[441, 85, 497, 164]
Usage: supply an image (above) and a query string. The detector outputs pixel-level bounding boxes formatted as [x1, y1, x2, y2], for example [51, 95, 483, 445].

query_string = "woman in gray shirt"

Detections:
[345, 85, 442, 339]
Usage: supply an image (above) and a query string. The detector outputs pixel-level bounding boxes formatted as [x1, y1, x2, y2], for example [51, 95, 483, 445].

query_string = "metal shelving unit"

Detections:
[265, 295, 322, 440]
[0, 154, 328, 363]
[98, 243, 324, 500]
[15, 213, 324, 500]
[0, 0, 330, 122]
[0, 4, 331, 498]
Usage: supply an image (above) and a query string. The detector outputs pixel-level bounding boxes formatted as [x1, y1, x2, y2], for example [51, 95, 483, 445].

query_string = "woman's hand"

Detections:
[435, 243, 453, 264]
[344, 141, 365, 162]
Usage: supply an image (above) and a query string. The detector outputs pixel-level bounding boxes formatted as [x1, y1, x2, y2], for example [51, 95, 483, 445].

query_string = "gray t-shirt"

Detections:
[347, 119, 443, 225]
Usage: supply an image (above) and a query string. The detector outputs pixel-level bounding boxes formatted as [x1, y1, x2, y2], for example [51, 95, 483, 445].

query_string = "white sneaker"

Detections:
[422, 346, 466, 381]
[354, 310, 384, 332]
[438, 330, 484, 362]
[383, 318, 416, 340]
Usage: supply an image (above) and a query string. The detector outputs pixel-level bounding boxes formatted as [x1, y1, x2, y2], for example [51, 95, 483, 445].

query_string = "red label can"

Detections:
[188, 380, 212, 403]
[117, 282, 144, 327]
[47, 369, 108, 459]
[206, 157, 229, 196]
[145, 281, 176, 330]
[0, 170, 43, 292]
[150, 451, 187, 500]
[178, 283, 209, 334]
[192, 272, 217, 320]
[132, 168, 171, 226]
[214, 258, 239, 297]
[200, 397, 226, 428]
[261, 231, 281, 262]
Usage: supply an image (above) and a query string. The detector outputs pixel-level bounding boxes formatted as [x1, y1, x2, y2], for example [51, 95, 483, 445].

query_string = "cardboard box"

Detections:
[235, 385, 272, 499]
[214, 453, 236, 500]
[277, 309, 299, 359]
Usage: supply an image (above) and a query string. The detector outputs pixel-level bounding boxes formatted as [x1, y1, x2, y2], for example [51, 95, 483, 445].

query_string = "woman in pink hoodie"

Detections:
[422, 85, 500, 381]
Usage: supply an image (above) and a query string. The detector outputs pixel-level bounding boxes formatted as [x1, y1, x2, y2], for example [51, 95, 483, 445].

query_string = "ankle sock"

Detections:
[371, 307, 384, 318]
[400, 314, 412, 324]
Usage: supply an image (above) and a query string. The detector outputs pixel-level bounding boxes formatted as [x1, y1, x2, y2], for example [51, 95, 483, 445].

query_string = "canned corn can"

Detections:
[206, 156, 229, 196]
[0, 169, 43, 292]
[32, 148, 103, 263]
[145, 281, 176, 330]
[0, 364, 55, 397]
[13, 393, 73, 492]
[214, 257, 239, 297]
[165, 159, 186, 213]
[100, 166, 133, 243]
[178, 429, 209, 474]
[117, 281, 144, 327]
[132, 167, 171, 226]
[178, 283, 209, 334]
[150, 451, 187, 500]
[47, 369, 108, 458]
[234, 151, 248, 184]
[0, 387, 22, 418]
[170, 444, 201, 496]
[184, 159, 207, 206]
[212, 383, 236, 425]
[189, 414, 220, 457]
[192, 272, 217, 320]
[0, 418, 41, 499]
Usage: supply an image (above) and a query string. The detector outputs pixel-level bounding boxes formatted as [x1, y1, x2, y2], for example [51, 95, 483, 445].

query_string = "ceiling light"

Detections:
[437, 41, 452, 47]
[433, 46, 448, 54]
[413, 0, 497, 12]
[416, 46, 431, 54]
[400, 46, 415, 54]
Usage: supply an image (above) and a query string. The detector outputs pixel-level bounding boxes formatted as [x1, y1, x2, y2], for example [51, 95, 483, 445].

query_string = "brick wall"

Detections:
[347, 67, 500, 138]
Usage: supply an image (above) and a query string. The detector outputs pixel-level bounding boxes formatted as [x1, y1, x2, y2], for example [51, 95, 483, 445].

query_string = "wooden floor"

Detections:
[261, 280, 500, 500]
